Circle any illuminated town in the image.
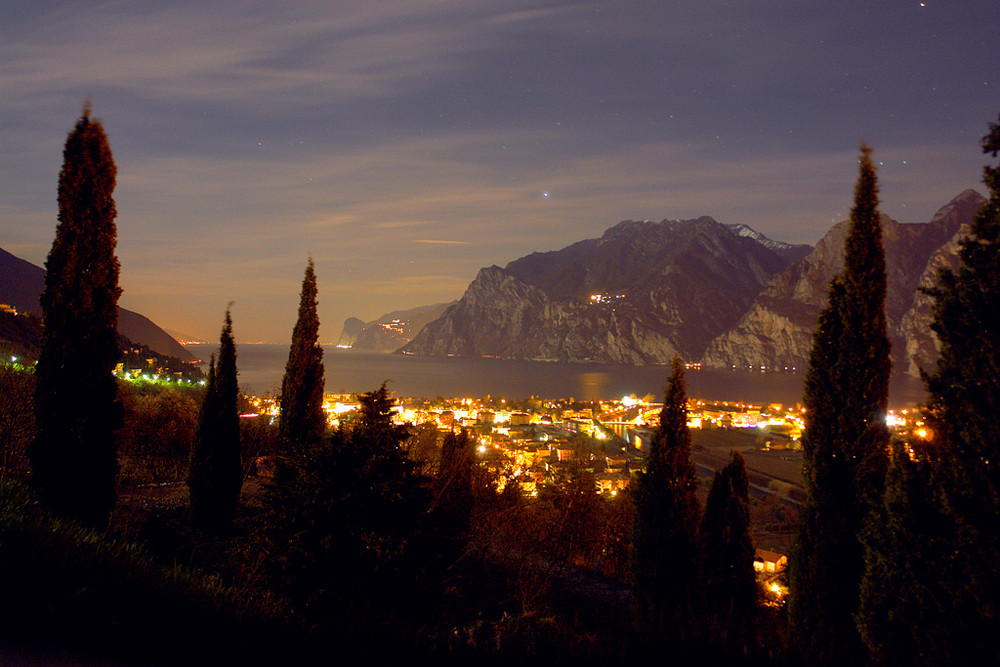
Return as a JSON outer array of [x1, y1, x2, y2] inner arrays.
[[243, 389, 930, 494]]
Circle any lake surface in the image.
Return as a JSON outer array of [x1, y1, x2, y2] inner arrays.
[[186, 344, 927, 407]]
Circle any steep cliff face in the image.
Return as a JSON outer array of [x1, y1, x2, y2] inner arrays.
[[700, 190, 986, 374], [337, 317, 365, 347], [402, 217, 793, 363], [897, 224, 967, 376]]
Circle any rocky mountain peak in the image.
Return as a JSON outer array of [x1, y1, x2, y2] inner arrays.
[[700, 190, 986, 375], [402, 216, 796, 363], [927, 189, 986, 234]]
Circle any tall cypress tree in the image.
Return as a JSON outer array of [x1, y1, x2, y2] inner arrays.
[[701, 451, 757, 657], [858, 116, 1000, 664], [188, 308, 242, 531], [279, 258, 325, 450], [630, 356, 702, 647], [30, 104, 122, 528], [790, 144, 890, 664]]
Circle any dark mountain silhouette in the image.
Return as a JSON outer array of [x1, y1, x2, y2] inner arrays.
[[0, 246, 195, 362]]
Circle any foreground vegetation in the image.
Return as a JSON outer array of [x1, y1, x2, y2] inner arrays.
[[0, 479, 296, 665], [0, 364, 791, 664], [4, 106, 998, 665]]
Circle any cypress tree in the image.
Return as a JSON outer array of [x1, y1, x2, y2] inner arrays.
[[279, 258, 325, 451], [924, 116, 1000, 540], [790, 144, 890, 664], [856, 440, 957, 665], [30, 104, 122, 528], [188, 308, 242, 531], [701, 451, 757, 657], [858, 116, 1000, 664], [630, 356, 702, 647]]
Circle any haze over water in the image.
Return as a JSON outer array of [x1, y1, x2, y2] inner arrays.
[[188, 344, 927, 408]]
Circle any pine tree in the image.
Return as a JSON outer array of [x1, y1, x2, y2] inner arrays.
[[630, 356, 702, 647], [30, 105, 122, 528], [261, 383, 432, 639], [701, 451, 757, 657], [279, 258, 325, 451], [858, 116, 1000, 664], [790, 144, 891, 664], [188, 308, 242, 531]]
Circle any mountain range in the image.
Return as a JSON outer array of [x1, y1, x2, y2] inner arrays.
[[701, 190, 983, 375], [390, 190, 984, 376], [337, 302, 455, 351], [0, 247, 195, 362]]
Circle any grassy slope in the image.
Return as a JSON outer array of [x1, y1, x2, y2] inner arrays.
[[0, 481, 294, 666]]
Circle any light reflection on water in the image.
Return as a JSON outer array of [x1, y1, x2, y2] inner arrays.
[[576, 371, 610, 400], [186, 344, 927, 407]]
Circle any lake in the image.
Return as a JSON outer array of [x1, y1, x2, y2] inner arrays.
[[186, 344, 927, 407]]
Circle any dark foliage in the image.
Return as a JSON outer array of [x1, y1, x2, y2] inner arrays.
[[858, 117, 1000, 664], [630, 357, 702, 647], [0, 365, 34, 480], [701, 451, 757, 657], [856, 440, 966, 665], [791, 144, 891, 664], [839, 144, 892, 511], [0, 480, 293, 666], [0, 310, 43, 360], [117, 338, 204, 382], [260, 383, 435, 645], [1, 308, 200, 382], [433, 428, 474, 567], [790, 279, 851, 654], [188, 309, 242, 532], [489, 464, 608, 614], [278, 258, 325, 451], [30, 106, 122, 528], [118, 383, 200, 485]]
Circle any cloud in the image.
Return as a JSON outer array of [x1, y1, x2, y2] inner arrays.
[[1, 1, 584, 114], [1, 0, 992, 343]]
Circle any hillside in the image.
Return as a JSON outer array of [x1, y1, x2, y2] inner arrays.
[[0, 247, 195, 362]]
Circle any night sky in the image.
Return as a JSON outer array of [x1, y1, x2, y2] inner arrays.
[[1, 1, 996, 343]]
